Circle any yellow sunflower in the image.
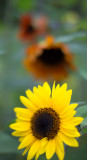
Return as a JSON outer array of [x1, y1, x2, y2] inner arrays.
[[24, 36, 76, 80], [10, 82, 83, 160]]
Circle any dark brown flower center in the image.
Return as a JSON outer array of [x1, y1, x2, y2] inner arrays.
[[26, 25, 35, 34], [37, 48, 65, 66], [31, 108, 60, 140]]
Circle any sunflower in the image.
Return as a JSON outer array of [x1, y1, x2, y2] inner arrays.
[[24, 36, 76, 80], [18, 14, 48, 42], [18, 14, 37, 42], [10, 82, 83, 160]]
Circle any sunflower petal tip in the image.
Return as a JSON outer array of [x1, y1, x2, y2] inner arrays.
[[18, 146, 20, 150], [75, 103, 78, 106], [61, 83, 67, 91], [75, 141, 79, 147], [20, 96, 23, 100], [81, 117, 84, 123], [14, 107, 17, 112], [54, 80, 56, 84], [70, 89, 72, 93], [65, 83, 67, 89], [11, 132, 13, 135], [18, 144, 22, 150], [26, 89, 29, 92], [77, 143, 79, 147], [9, 123, 14, 129], [56, 83, 60, 88], [26, 90, 28, 94], [26, 89, 31, 96], [43, 81, 49, 86]]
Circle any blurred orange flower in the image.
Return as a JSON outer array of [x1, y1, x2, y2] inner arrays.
[[18, 14, 48, 42], [24, 36, 76, 80]]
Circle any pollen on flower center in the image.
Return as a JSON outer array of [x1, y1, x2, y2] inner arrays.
[[31, 108, 60, 140], [37, 48, 65, 65]]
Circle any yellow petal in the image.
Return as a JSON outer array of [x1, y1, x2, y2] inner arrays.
[[46, 139, 55, 159], [43, 82, 51, 96], [52, 86, 72, 113], [41, 137, 48, 147], [19, 137, 24, 142], [18, 134, 35, 149], [61, 123, 77, 130], [60, 110, 76, 119], [35, 144, 46, 160], [57, 90, 72, 113], [14, 107, 31, 114], [54, 83, 67, 101], [52, 83, 66, 101], [33, 86, 51, 108], [10, 122, 30, 131], [39, 146, 46, 154], [20, 96, 36, 111], [55, 136, 64, 160], [22, 146, 30, 156], [69, 103, 78, 110], [16, 118, 20, 122], [14, 107, 32, 121], [60, 128, 80, 137], [59, 103, 78, 116], [35, 149, 40, 160], [26, 89, 44, 108], [59, 90, 72, 111], [12, 131, 29, 137], [71, 117, 84, 126], [27, 140, 41, 160], [59, 83, 67, 91], [58, 132, 79, 147], [61, 117, 84, 127], [52, 81, 56, 99]]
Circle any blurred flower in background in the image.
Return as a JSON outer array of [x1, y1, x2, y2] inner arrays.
[[18, 14, 48, 42], [62, 12, 80, 32], [24, 36, 76, 80]]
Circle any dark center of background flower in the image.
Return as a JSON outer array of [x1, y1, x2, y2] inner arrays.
[[38, 48, 65, 66], [31, 108, 60, 139], [26, 25, 35, 34]]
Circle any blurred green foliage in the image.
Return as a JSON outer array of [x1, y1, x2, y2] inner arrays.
[[16, 0, 36, 11]]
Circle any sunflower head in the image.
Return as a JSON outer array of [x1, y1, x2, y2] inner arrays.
[[10, 82, 83, 160], [31, 107, 60, 140], [18, 14, 37, 42], [18, 15, 48, 42], [24, 36, 76, 80]]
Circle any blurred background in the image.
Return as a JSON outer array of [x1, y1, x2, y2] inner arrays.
[[0, 0, 87, 160]]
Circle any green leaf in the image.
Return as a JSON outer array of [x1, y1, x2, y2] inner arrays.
[[56, 32, 87, 43], [82, 118, 87, 126], [76, 105, 87, 117]]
